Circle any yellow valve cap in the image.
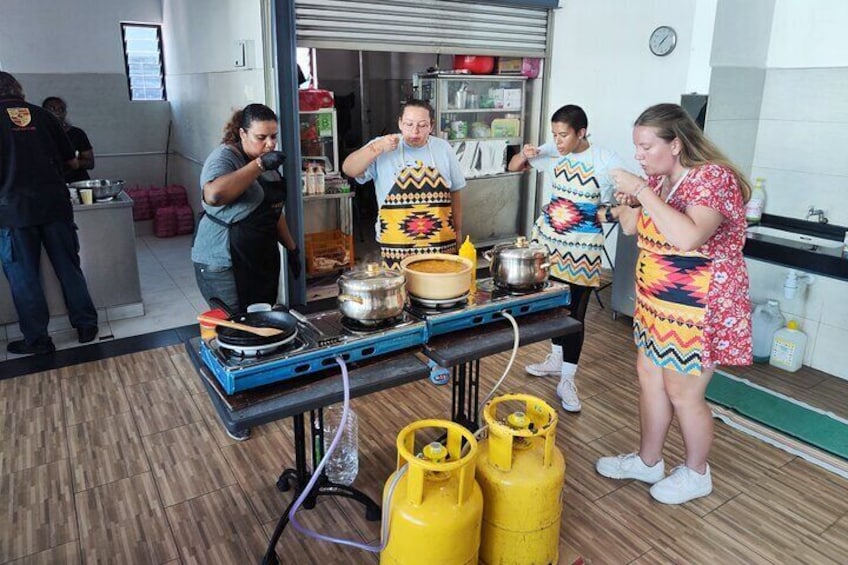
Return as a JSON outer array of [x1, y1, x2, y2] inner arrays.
[[787, 320, 800, 330], [422, 442, 447, 463], [506, 411, 530, 430]]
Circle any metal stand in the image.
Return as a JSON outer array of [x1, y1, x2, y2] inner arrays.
[[450, 360, 480, 431], [262, 409, 381, 565]]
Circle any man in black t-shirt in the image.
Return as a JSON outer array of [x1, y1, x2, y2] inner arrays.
[[0, 72, 98, 355], [42, 96, 95, 183]]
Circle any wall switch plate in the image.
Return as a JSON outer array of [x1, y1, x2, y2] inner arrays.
[[233, 40, 255, 69]]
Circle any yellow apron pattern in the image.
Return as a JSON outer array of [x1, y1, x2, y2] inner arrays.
[[378, 140, 457, 268]]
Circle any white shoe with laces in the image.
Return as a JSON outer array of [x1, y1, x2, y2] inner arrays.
[[650, 464, 713, 504], [525, 344, 563, 377], [596, 453, 665, 484], [556, 375, 582, 412]]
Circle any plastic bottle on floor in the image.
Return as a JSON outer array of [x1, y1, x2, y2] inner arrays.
[[322, 404, 359, 485], [769, 320, 807, 372], [752, 300, 784, 363]]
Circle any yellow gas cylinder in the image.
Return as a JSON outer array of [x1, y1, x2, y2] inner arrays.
[[381, 419, 483, 565], [476, 394, 566, 565]]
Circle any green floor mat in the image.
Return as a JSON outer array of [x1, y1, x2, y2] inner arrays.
[[707, 371, 848, 460]]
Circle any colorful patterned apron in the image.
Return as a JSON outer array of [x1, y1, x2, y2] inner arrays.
[[632, 172, 713, 375], [531, 152, 604, 287], [378, 140, 457, 269]]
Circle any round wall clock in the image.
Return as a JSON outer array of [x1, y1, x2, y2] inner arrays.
[[649, 26, 677, 57]]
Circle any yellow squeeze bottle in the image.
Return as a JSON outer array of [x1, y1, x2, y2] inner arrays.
[[459, 235, 477, 292]]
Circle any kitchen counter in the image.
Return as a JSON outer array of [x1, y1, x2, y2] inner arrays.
[[0, 191, 143, 329]]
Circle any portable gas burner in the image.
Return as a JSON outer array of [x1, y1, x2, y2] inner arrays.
[[199, 310, 428, 394], [408, 277, 571, 336]]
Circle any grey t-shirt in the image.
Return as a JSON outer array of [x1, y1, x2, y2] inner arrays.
[[190, 144, 266, 267]]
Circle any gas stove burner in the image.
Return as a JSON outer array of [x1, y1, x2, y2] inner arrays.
[[340, 315, 405, 333], [216, 330, 300, 358], [493, 281, 550, 296], [409, 291, 470, 309]]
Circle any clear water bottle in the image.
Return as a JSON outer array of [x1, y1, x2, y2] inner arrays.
[[751, 299, 784, 363], [322, 404, 359, 486]]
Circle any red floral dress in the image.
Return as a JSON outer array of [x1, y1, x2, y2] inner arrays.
[[633, 163, 752, 374]]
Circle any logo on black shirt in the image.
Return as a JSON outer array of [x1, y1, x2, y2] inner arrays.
[[6, 107, 32, 127]]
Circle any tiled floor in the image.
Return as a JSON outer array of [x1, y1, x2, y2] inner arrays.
[[1, 234, 204, 361]]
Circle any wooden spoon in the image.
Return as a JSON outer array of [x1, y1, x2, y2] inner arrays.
[[197, 315, 285, 338]]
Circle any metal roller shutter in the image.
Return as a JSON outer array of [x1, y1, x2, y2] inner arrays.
[[295, 0, 550, 57]]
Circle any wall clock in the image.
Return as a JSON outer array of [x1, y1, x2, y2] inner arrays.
[[649, 26, 677, 57]]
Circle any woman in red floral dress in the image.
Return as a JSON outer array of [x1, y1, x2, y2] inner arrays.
[[595, 103, 752, 505]]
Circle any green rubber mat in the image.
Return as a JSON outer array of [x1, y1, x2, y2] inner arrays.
[[707, 371, 848, 460]]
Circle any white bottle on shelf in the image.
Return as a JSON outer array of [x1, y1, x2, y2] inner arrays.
[[306, 165, 317, 195], [315, 165, 325, 194], [745, 177, 766, 224]]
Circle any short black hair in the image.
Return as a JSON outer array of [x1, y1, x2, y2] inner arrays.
[[0, 72, 24, 99], [42, 96, 67, 110], [399, 99, 435, 122], [551, 104, 588, 132]]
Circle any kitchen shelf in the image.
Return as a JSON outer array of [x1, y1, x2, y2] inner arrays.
[[441, 108, 522, 114], [303, 191, 354, 202]]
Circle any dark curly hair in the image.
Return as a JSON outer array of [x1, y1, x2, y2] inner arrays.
[[222, 103, 278, 145]]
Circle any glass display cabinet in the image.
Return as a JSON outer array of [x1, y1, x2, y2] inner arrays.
[[299, 108, 339, 172]]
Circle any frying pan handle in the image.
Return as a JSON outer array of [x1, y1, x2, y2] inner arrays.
[[288, 309, 309, 324], [208, 296, 236, 317]]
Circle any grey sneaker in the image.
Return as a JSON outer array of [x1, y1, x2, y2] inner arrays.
[[556, 377, 582, 412], [525, 353, 562, 377], [650, 464, 713, 504], [596, 453, 665, 484]]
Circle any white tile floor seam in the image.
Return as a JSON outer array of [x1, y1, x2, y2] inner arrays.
[[2, 234, 203, 361]]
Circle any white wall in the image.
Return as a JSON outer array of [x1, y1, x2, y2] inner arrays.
[[162, 0, 267, 209], [0, 0, 171, 187]]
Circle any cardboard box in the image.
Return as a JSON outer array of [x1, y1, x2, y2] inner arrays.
[[497, 57, 522, 74]]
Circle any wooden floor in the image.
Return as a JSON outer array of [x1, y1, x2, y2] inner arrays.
[[3, 288, 848, 564]]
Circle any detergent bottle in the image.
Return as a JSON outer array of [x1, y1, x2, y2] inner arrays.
[[769, 320, 807, 372], [745, 177, 766, 224]]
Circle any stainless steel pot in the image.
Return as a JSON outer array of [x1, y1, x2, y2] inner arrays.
[[484, 236, 550, 289], [337, 263, 407, 321], [68, 179, 125, 201]]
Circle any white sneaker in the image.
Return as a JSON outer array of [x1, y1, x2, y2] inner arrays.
[[596, 453, 665, 484], [556, 377, 582, 412], [650, 464, 713, 504], [525, 353, 562, 377]]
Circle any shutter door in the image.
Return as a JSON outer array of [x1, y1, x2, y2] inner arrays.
[[295, 0, 550, 57]]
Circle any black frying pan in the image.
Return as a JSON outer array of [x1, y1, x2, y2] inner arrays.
[[209, 297, 299, 347]]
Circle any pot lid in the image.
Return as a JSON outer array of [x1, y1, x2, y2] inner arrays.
[[339, 263, 405, 291], [496, 236, 548, 259]]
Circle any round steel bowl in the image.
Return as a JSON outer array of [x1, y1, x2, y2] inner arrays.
[[401, 253, 473, 300], [485, 237, 550, 289], [68, 179, 125, 201], [337, 263, 407, 321]]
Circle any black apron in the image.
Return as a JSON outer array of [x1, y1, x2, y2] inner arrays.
[[204, 157, 286, 309]]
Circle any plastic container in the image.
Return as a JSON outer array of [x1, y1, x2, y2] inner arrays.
[[315, 165, 325, 194], [322, 404, 359, 486], [745, 177, 766, 224], [769, 320, 807, 372], [459, 235, 477, 291], [198, 308, 228, 341], [751, 300, 784, 363]]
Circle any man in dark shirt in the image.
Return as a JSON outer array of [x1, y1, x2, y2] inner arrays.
[[0, 72, 98, 355], [42, 96, 95, 183]]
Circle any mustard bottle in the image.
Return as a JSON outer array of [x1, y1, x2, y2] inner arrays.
[[459, 235, 477, 292]]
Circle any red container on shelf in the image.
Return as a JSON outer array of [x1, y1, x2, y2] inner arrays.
[[453, 55, 495, 75]]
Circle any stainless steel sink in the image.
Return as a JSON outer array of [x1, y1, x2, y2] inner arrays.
[[746, 225, 843, 251]]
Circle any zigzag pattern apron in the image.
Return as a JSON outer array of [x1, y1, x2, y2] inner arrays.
[[378, 140, 457, 269], [632, 171, 713, 375], [531, 153, 604, 287]]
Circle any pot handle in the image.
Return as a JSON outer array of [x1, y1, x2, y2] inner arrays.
[[540, 262, 551, 270], [338, 294, 364, 304], [483, 250, 494, 262]]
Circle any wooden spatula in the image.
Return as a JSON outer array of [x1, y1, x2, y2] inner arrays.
[[197, 315, 285, 338]]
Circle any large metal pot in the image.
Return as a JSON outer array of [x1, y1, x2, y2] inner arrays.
[[69, 179, 125, 201], [484, 236, 550, 289], [337, 263, 407, 321]]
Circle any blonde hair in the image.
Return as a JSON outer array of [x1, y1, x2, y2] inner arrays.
[[635, 103, 751, 202]]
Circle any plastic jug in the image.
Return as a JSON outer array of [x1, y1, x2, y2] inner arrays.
[[751, 300, 784, 363], [769, 320, 807, 372], [745, 177, 766, 224]]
